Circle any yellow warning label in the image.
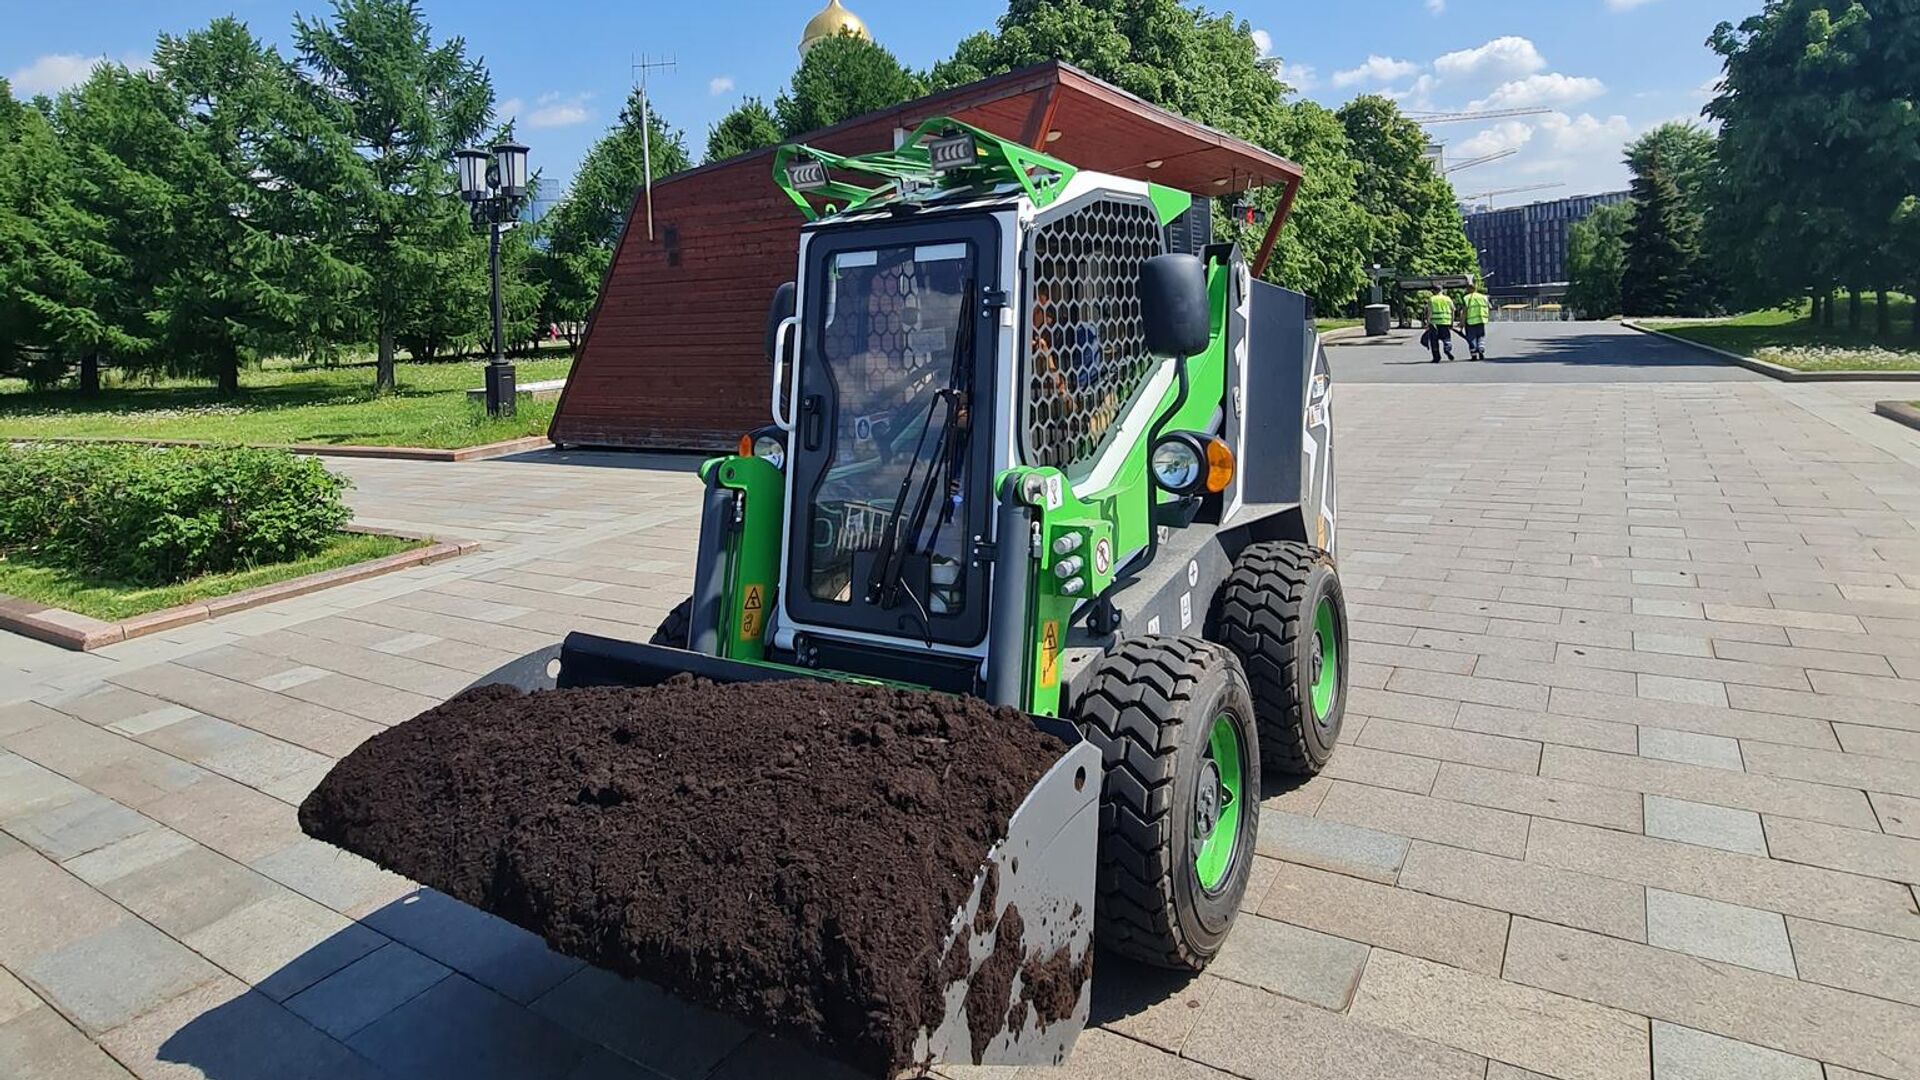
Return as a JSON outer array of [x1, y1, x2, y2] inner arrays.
[[1039, 620, 1061, 688], [739, 584, 766, 641]]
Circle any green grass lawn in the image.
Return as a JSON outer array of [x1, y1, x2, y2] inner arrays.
[[1646, 302, 1920, 372], [0, 532, 421, 620], [0, 349, 573, 449], [1317, 317, 1365, 333]]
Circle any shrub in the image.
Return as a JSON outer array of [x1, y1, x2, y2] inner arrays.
[[0, 443, 352, 584]]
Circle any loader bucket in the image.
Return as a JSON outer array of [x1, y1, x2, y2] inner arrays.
[[306, 633, 1101, 1074]]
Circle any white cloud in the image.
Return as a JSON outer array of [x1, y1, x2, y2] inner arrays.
[[709, 76, 734, 96], [1251, 28, 1273, 55], [1607, 0, 1659, 9], [505, 90, 593, 130], [7, 52, 149, 97], [1433, 36, 1548, 82], [1454, 120, 1536, 160], [1468, 73, 1607, 111], [1332, 55, 1421, 89], [1276, 62, 1317, 92], [1426, 0, 1446, 12]]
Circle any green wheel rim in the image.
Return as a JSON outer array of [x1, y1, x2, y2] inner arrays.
[[1192, 714, 1244, 892], [1311, 597, 1339, 722]]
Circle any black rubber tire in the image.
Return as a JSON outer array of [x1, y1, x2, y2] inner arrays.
[[1074, 635, 1260, 971], [649, 597, 692, 647], [1210, 541, 1347, 775]]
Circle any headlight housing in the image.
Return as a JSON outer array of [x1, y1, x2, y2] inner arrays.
[[738, 428, 787, 470], [1150, 432, 1234, 496]]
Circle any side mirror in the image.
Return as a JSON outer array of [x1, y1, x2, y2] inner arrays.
[[763, 281, 797, 364], [1140, 254, 1209, 358]]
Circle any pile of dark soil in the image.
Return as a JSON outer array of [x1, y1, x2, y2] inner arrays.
[[299, 677, 1073, 1076]]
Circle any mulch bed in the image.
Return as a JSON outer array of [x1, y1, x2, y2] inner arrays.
[[299, 677, 1075, 1076]]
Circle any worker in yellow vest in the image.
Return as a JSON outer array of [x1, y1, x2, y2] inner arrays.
[[1427, 289, 1455, 363], [1462, 281, 1491, 361]]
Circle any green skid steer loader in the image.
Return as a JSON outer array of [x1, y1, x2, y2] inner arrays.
[[491, 118, 1347, 1067]]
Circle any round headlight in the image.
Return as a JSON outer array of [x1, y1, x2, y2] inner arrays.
[[1151, 437, 1203, 494], [752, 434, 786, 470]]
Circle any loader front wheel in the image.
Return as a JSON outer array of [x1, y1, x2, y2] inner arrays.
[[1075, 636, 1260, 971], [1211, 542, 1347, 775], [649, 598, 692, 647]]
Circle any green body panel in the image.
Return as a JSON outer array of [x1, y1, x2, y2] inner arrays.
[[702, 455, 784, 661], [1146, 182, 1193, 227], [993, 259, 1232, 715], [773, 116, 1077, 222]]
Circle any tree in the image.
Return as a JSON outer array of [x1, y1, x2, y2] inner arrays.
[[926, 0, 1373, 309], [136, 21, 367, 394], [1708, 1, 1919, 329], [1565, 201, 1632, 318], [704, 97, 782, 164], [536, 91, 691, 336], [293, 0, 492, 390], [775, 32, 924, 136], [1337, 95, 1478, 285], [1625, 122, 1722, 308], [1621, 156, 1703, 317], [1626, 122, 1716, 206]]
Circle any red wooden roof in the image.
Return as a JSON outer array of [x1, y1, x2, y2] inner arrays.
[[549, 62, 1305, 452]]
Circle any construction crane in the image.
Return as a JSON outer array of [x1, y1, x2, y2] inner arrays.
[[1456, 182, 1566, 210], [1407, 107, 1553, 125], [1443, 147, 1517, 174]]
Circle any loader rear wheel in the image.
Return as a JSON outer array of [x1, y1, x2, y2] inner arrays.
[[1075, 636, 1259, 971], [649, 598, 692, 647], [1210, 541, 1347, 775]]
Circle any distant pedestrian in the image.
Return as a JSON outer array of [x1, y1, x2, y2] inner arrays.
[[1463, 281, 1491, 361], [1427, 289, 1455, 362]]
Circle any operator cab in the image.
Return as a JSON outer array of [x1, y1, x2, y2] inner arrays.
[[783, 216, 1004, 649]]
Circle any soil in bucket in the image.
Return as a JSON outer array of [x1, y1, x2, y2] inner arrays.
[[298, 676, 1076, 1076]]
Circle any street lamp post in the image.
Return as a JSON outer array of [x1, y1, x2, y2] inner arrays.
[[455, 141, 530, 418]]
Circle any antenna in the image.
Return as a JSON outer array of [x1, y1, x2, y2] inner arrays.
[[631, 53, 678, 241]]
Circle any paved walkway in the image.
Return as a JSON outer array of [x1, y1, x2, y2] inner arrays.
[[5, 324, 1920, 1080], [1329, 322, 1764, 383]]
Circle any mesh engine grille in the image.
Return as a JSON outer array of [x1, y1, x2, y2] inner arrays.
[[1025, 198, 1165, 469]]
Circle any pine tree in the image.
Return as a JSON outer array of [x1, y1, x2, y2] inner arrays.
[[1621, 157, 1703, 317], [292, 0, 492, 391], [704, 98, 782, 164], [775, 32, 924, 136]]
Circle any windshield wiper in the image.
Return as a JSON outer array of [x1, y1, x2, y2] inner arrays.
[[866, 277, 976, 615]]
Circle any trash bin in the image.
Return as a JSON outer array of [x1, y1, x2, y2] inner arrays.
[[1364, 304, 1391, 337]]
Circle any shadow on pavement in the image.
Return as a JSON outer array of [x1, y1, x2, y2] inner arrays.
[[491, 447, 708, 472], [156, 889, 870, 1080]]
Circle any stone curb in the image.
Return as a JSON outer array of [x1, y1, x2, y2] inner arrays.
[[16, 434, 553, 462], [0, 527, 478, 652], [1622, 321, 1920, 382], [1875, 400, 1920, 433]]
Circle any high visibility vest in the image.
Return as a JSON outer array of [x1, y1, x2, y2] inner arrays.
[[1464, 293, 1491, 325], [1429, 293, 1454, 327]]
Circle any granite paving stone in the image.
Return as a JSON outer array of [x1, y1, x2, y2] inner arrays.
[[1350, 949, 1649, 1080], [280, 940, 451, 1040], [1259, 860, 1509, 975], [1784, 917, 1920, 1008], [1504, 917, 1920, 1080], [1256, 807, 1409, 883], [1644, 888, 1797, 976], [1649, 1021, 1822, 1080], [1317, 780, 1530, 858], [1204, 911, 1371, 1008], [1185, 977, 1486, 1080], [1642, 795, 1768, 856], [1527, 817, 1920, 941]]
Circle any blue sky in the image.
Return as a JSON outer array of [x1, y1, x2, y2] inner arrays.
[[5, 0, 1752, 206]]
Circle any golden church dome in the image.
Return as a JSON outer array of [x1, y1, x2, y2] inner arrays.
[[800, 0, 871, 55]]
